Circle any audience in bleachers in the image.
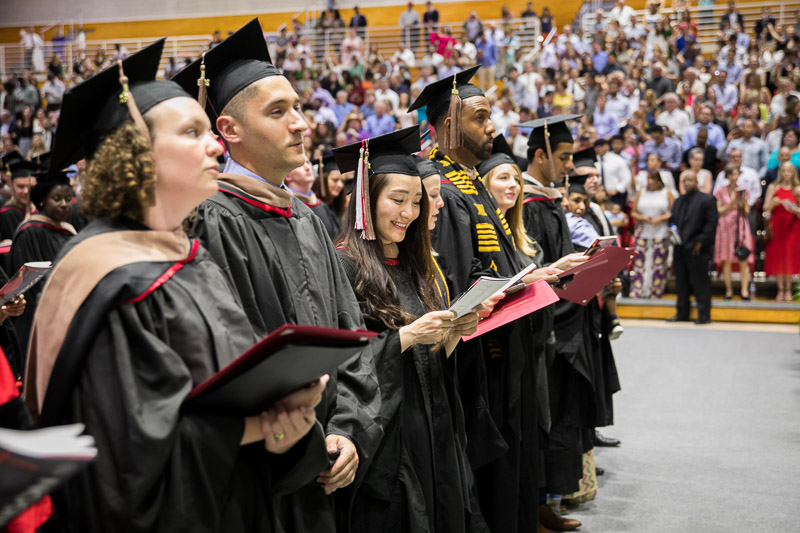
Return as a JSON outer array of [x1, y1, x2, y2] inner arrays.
[[2, 0, 800, 301]]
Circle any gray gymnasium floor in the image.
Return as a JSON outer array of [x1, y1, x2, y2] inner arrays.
[[566, 320, 800, 532]]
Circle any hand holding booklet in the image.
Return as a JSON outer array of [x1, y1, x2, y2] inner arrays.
[[448, 262, 539, 319], [0, 261, 52, 306], [555, 245, 634, 305], [184, 324, 377, 415]]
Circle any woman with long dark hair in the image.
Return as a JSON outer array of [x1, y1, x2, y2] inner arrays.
[[333, 126, 486, 532]]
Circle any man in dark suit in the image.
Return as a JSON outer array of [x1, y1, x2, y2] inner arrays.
[[349, 5, 368, 37], [423, 1, 439, 29], [719, 1, 744, 32], [754, 7, 777, 40], [669, 171, 719, 325]]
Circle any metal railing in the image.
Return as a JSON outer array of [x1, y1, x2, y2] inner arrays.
[[0, 17, 544, 79]]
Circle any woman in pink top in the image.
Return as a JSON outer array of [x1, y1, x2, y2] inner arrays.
[[430, 26, 457, 57]]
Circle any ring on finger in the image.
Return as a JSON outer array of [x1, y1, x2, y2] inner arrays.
[[274, 433, 286, 442]]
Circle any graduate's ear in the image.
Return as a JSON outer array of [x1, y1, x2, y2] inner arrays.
[[216, 115, 241, 146]]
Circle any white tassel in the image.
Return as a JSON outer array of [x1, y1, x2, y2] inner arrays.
[[354, 145, 365, 231]]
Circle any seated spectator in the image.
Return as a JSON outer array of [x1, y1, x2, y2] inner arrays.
[[763, 162, 800, 301], [645, 62, 674, 98], [639, 125, 682, 173], [680, 148, 713, 194], [769, 78, 800, 122], [594, 93, 619, 140], [394, 92, 417, 129], [630, 171, 674, 298], [682, 104, 726, 152], [714, 164, 754, 300], [338, 113, 369, 145], [656, 93, 691, 141], [711, 69, 738, 113], [767, 128, 800, 173], [491, 97, 519, 137], [364, 101, 395, 136], [724, 119, 769, 176]]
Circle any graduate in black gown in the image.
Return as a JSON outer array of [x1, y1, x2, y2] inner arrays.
[[0, 158, 38, 242], [333, 126, 487, 532], [9, 171, 76, 356], [409, 68, 564, 533], [518, 116, 593, 531], [24, 40, 331, 533], [285, 156, 341, 240], [312, 152, 349, 234], [174, 19, 382, 532]]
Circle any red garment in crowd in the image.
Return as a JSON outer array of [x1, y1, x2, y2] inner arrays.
[[764, 186, 800, 275], [430, 32, 456, 57], [713, 186, 754, 265]]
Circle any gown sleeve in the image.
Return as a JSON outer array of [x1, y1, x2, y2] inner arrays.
[[56, 296, 328, 532]]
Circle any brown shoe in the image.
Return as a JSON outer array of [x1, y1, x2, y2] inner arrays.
[[539, 503, 582, 531], [538, 522, 554, 533]]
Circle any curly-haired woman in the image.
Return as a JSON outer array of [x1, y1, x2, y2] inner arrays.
[[24, 41, 330, 532]]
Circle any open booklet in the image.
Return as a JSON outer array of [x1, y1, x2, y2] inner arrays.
[[0, 261, 52, 306], [462, 279, 559, 341], [448, 262, 539, 319], [184, 324, 377, 415], [0, 424, 96, 527]]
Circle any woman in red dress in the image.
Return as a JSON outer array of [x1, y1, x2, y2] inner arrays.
[[764, 162, 800, 301], [714, 164, 754, 300]]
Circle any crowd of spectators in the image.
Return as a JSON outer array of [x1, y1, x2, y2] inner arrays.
[[3, 0, 800, 300]]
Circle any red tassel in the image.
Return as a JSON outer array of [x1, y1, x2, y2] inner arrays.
[[361, 142, 375, 240]]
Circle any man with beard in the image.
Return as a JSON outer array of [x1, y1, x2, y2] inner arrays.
[[408, 67, 562, 533], [173, 19, 382, 533]]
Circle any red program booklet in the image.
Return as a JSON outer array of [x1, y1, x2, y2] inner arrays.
[[184, 324, 377, 415], [555, 246, 634, 305], [462, 279, 560, 341], [0, 262, 52, 306]]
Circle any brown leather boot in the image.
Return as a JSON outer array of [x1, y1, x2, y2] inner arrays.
[[539, 503, 582, 531]]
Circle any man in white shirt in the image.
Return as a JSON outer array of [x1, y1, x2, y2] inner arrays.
[[410, 66, 436, 92], [724, 119, 769, 176], [399, 3, 421, 50], [595, 138, 631, 206], [605, 78, 631, 121], [42, 73, 66, 111], [374, 77, 400, 112], [712, 69, 738, 113], [769, 77, 800, 121], [609, 0, 635, 29], [656, 93, 691, 141], [455, 35, 477, 62], [712, 148, 761, 206], [556, 25, 582, 55], [491, 97, 520, 137]]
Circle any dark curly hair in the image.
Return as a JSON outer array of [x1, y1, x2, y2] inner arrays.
[[79, 121, 156, 222]]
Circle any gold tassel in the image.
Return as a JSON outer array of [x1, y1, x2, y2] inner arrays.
[[197, 53, 210, 109], [318, 155, 327, 198], [447, 74, 461, 151], [543, 120, 558, 187], [361, 141, 375, 240], [118, 60, 151, 145]]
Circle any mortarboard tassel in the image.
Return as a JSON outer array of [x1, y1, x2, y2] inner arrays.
[[447, 74, 462, 151], [318, 155, 328, 198], [197, 53, 210, 109], [543, 120, 559, 187], [117, 60, 151, 145], [361, 141, 375, 240]]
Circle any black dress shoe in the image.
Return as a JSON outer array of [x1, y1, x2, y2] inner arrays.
[[595, 466, 605, 476], [694, 318, 711, 325], [666, 315, 690, 322], [594, 430, 620, 447]]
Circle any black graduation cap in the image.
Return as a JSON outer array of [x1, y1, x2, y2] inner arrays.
[[2, 152, 23, 173], [314, 152, 338, 198], [567, 183, 587, 196], [8, 159, 44, 180], [172, 18, 280, 121], [50, 38, 190, 176], [476, 134, 518, 177], [332, 125, 421, 240], [332, 125, 421, 176], [31, 171, 71, 208], [519, 114, 582, 149], [568, 147, 599, 186], [415, 155, 440, 180], [408, 66, 483, 151], [571, 146, 597, 169]]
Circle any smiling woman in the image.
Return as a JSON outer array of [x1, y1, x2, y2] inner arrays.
[[333, 125, 487, 532]]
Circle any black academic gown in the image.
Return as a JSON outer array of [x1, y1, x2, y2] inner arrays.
[[429, 149, 540, 533], [338, 253, 487, 533], [291, 189, 342, 242], [522, 180, 595, 495], [36, 217, 329, 533], [66, 203, 90, 232], [583, 205, 622, 429], [9, 217, 75, 359], [0, 203, 26, 241], [192, 173, 382, 533]]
